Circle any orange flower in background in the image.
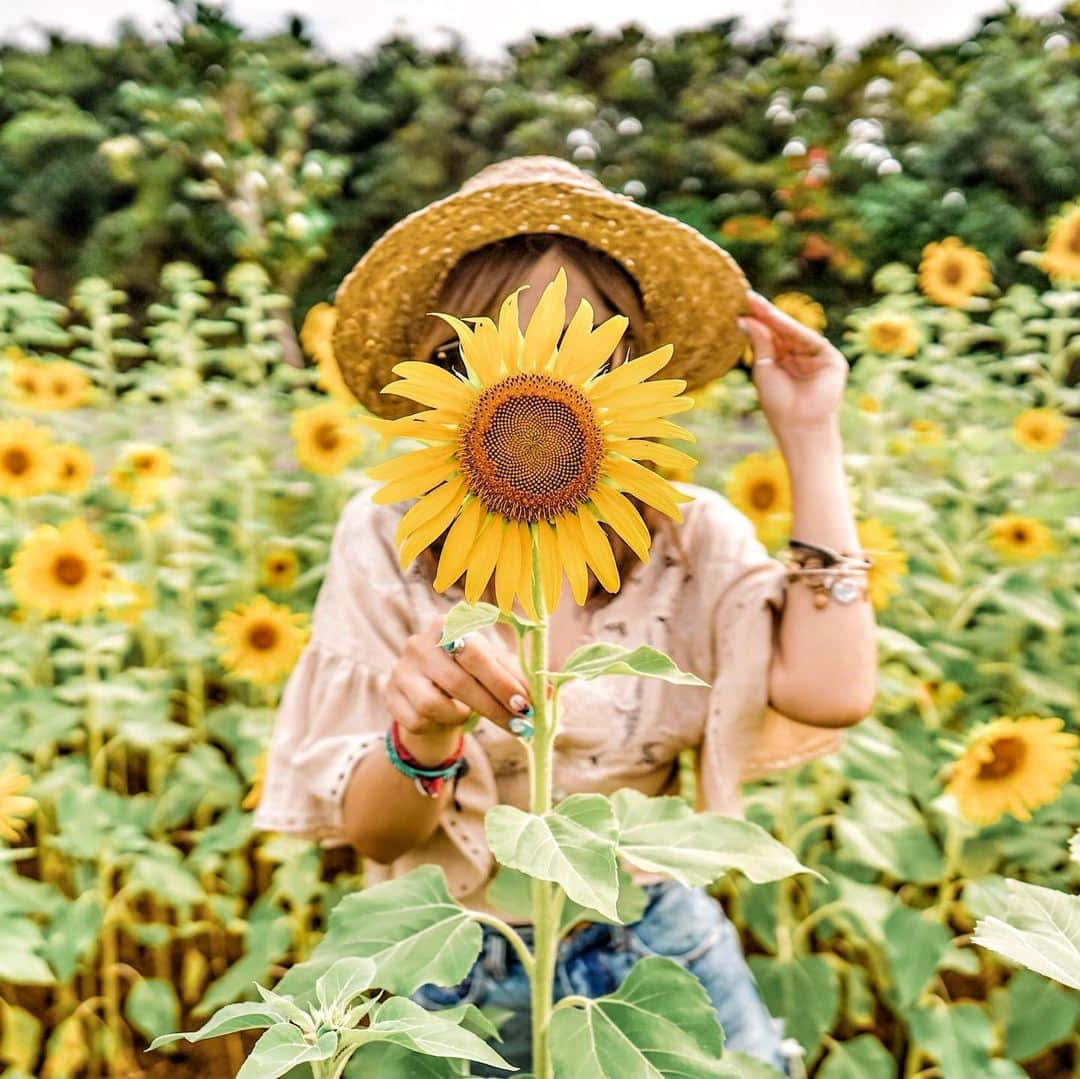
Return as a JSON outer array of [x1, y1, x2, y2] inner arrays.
[[1011, 408, 1067, 453], [918, 238, 992, 307], [988, 514, 1056, 562], [773, 292, 827, 334], [7, 518, 112, 620], [0, 418, 54, 498], [946, 716, 1078, 826], [725, 450, 792, 546], [863, 312, 919, 357], [260, 547, 299, 591], [290, 401, 363, 475], [214, 595, 309, 684]]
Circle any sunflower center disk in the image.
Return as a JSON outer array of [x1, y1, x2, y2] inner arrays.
[[459, 374, 603, 522], [977, 735, 1025, 779]]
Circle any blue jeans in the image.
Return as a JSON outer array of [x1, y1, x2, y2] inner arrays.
[[412, 880, 805, 1077]]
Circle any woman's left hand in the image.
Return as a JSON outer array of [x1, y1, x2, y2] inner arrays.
[[739, 290, 848, 439]]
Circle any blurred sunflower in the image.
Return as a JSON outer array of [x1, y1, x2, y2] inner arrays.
[[725, 450, 792, 547], [362, 267, 695, 614], [8, 518, 111, 620], [5, 354, 45, 407], [856, 518, 908, 610], [0, 763, 37, 843], [0, 418, 54, 498], [33, 361, 92, 412], [261, 547, 299, 591], [1011, 408, 1067, 453], [102, 567, 151, 625], [909, 418, 944, 446], [1041, 202, 1080, 284], [918, 238, 992, 307], [291, 401, 362, 476], [110, 444, 172, 509], [862, 312, 919, 357], [242, 750, 268, 810], [215, 595, 309, 684], [856, 394, 882, 413], [946, 716, 1078, 825], [49, 443, 94, 495], [989, 514, 1056, 561], [300, 302, 354, 402], [773, 292, 826, 333]]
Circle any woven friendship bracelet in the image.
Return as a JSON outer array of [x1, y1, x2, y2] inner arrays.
[[384, 721, 467, 798]]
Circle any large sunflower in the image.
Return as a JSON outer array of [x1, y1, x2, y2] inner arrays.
[[988, 514, 1056, 562], [362, 267, 695, 614], [1011, 408, 1067, 453], [214, 595, 309, 684], [918, 237, 992, 307], [1042, 202, 1080, 285], [8, 518, 111, 620], [946, 715, 1078, 826], [0, 418, 54, 499]]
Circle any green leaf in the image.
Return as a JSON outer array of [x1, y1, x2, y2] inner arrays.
[[193, 911, 292, 1017], [438, 601, 501, 644], [718, 1052, 786, 1077], [1001, 969, 1080, 1060], [882, 905, 952, 1007], [549, 956, 727, 1078], [254, 984, 315, 1032], [550, 643, 707, 687], [147, 1001, 281, 1050], [235, 1024, 336, 1079], [435, 1002, 504, 1043], [315, 956, 378, 1014], [817, 1035, 896, 1079], [485, 865, 533, 922], [274, 866, 482, 1001], [349, 1043, 471, 1077], [0, 946, 55, 986], [972, 879, 1080, 990], [561, 866, 649, 933], [486, 795, 621, 921], [906, 1001, 994, 1079], [612, 789, 820, 887], [346, 996, 512, 1071], [42, 894, 104, 983], [124, 979, 180, 1044], [748, 955, 838, 1055]]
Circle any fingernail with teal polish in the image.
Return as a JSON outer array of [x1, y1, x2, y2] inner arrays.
[[509, 717, 534, 738]]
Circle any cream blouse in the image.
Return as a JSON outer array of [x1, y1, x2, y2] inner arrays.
[[253, 483, 846, 909]]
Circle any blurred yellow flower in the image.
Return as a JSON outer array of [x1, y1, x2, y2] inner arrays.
[[261, 547, 299, 591], [8, 518, 111, 620], [946, 715, 1078, 826], [910, 418, 944, 445], [49, 443, 94, 495], [856, 518, 908, 610], [32, 361, 92, 411], [215, 595, 309, 684], [1041, 203, 1080, 284], [726, 451, 792, 544], [0, 762, 37, 843], [918, 237, 992, 307], [988, 514, 1056, 561], [773, 292, 826, 333], [102, 568, 151, 625], [291, 401, 362, 476], [242, 750, 267, 810], [0, 418, 54, 498], [109, 444, 172, 509], [857, 394, 882, 413], [5, 355, 45, 407], [300, 302, 354, 402], [863, 313, 919, 357], [1011, 408, 1067, 453]]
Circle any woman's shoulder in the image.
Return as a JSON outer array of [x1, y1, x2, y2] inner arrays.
[[333, 486, 407, 569], [666, 482, 760, 561]]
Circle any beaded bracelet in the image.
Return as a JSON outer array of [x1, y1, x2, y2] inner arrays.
[[384, 721, 468, 799]]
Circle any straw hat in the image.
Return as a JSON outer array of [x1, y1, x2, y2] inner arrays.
[[333, 155, 750, 418]]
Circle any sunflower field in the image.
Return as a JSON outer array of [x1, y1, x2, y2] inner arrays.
[[1, 3, 1079, 1078]]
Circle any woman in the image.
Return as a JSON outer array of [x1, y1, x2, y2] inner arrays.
[[254, 156, 877, 1077]]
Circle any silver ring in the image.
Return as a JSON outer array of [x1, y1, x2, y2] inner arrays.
[[754, 356, 777, 367], [441, 635, 469, 656]]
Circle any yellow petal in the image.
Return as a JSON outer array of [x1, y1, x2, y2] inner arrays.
[[586, 344, 675, 400], [590, 484, 652, 562], [465, 515, 504, 603], [395, 474, 467, 546], [398, 487, 464, 568], [560, 314, 631, 384], [608, 439, 697, 472], [535, 519, 562, 614], [598, 396, 695, 423], [370, 460, 457, 504], [604, 418, 697, 443], [604, 457, 691, 522], [434, 498, 485, 592], [359, 413, 458, 448], [367, 444, 456, 483], [550, 297, 596, 379], [596, 379, 687, 409], [555, 513, 590, 605], [521, 266, 567, 373], [383, 368, 474, 412], [577, 507, 620, 593], [494, 519, 523, 614], [467, 316, 504, 385], [497, 285, 528, 370]]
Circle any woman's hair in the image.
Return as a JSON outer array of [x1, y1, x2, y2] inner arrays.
[[412, 232, 666, 605], [416, 232, 647, 367]]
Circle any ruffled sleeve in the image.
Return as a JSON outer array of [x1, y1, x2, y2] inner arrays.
[[251, 489, 500, 899], [692, 495, 844, 814]]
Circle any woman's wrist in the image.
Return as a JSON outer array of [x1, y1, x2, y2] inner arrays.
[[398, 725, 465, 766]]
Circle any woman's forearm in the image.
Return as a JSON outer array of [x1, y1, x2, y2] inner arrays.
[[340, 727, 460, 863], [767, 420, 878, 725]]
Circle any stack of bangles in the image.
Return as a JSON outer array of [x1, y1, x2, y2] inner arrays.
[[781, 538, 875, 608], [384, 720, 469, 799]]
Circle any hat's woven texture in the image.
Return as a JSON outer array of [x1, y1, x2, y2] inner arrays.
[[333, 155, 749, 418]]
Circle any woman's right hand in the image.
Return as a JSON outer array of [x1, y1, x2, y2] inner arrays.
[[386, 617, 533, 760]]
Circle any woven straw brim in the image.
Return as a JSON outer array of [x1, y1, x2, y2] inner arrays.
[[334, 178, 749, 418]]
